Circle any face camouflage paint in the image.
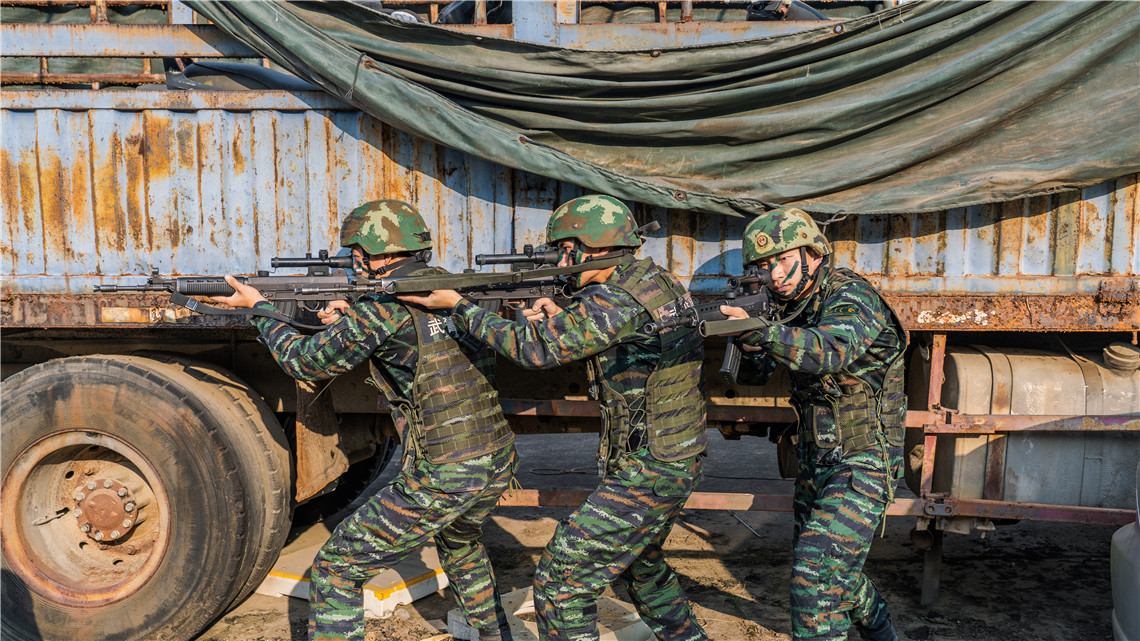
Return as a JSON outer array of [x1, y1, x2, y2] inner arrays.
[[782, 260, 800, 284]]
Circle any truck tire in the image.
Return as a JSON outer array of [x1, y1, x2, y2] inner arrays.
[[124, 354, 293, 608], [1, 356, 250, 641]]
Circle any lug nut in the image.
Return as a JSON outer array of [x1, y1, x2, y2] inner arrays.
[[111, 530, 120, 538], [124, 503, 135, 512], [86, 481, 96, 491], [73, 509, 83, 518], [122, 519, 132, 528], [103, 479, 113, 488], [80, 524, 91, 532], [75, 492, 86, 502], [93, 532, 104, 541], [117, 488, 127, 497]]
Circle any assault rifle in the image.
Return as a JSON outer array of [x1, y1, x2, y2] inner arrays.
[[295, 252, 635, 316], [93, 250, 356, 329], [642, 266, 776, 385], [297, 221, 663, 315]]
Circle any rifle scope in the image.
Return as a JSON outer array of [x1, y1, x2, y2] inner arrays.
[[271, 251, 353, 270], [475, 245, 562, 267], [728, 267, 774, 291]]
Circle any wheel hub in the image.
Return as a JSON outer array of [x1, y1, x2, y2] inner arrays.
[[75, 478, 137, 541]]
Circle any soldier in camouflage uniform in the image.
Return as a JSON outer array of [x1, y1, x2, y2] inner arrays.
[[403, 194, 709, 641], [720, 207, 906, 641], [212, 200, 518, 641]]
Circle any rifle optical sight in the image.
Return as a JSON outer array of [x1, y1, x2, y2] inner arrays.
[[475, 245, 562, 266]]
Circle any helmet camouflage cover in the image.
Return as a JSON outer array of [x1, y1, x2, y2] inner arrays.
[[742, 206, 831, 265], [339, 199, 432, 255], [546, 195, 642, 248]]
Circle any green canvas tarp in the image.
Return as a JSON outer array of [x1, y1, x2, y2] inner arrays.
[[189, 0, 1139, 217]]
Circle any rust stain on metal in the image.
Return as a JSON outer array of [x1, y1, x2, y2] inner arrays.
[[2, 293, 239, 328], [1, 148, 25, 268], [124, 129, 147, 251], [38, 147, 74, 266], [94, 130, 126, 254], [888, 292, 1136, 332]]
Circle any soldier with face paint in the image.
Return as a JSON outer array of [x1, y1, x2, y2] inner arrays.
[[720, 207, 906, 641], [402, 194, 709, 641], [212, 199, 518, 641]]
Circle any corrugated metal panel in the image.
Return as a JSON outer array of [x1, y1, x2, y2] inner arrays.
[[2, 99, 1137, 302]]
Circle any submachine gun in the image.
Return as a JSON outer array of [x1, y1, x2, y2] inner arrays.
[[642, 266, 777, 385], [94, 250, 356, 329]]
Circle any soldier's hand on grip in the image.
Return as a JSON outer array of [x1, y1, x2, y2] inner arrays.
[[318, 300, 351, 325], [210, 275, 268, 309], [523, 297, 563, 322]]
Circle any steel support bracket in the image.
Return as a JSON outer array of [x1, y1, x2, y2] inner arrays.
[[923, 500, 956, 517]]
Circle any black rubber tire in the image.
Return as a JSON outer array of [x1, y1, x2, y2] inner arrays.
[[1, 356, 249, 641], [125, 354, 293, 608]]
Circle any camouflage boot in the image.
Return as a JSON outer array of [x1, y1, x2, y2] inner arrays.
[[854, 600, 898, 641], [477, 626, 513, 641], [476, 593, 513, 641]]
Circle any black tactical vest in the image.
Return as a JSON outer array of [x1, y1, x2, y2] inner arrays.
[[367, 266, 513, 464], [593, 258, 708, 464], [787, 267, 908, 457]]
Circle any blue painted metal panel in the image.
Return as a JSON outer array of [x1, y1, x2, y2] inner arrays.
[[2, 97, 1136, 303], [2, 110, 44, 277]]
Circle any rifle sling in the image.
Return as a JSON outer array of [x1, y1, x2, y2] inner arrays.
[[170, 292, 327, 330]]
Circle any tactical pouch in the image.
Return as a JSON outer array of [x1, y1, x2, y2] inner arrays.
[[810, 402, 840, 450]]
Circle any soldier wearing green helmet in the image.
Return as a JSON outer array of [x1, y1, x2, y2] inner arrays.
[[403, 193, 710, 641], [212, 199, 518, 641], [721, 207, 906, 641]]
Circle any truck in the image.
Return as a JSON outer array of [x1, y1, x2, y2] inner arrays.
[[2, 1, 1137, 639]]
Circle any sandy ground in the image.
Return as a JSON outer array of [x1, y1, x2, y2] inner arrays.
[[195, 434, 1119, 641]]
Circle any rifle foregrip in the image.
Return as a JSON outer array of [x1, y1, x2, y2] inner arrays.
[[172, 278, 238, 296]]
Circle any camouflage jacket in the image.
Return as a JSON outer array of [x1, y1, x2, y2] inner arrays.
[[451, 259, 707, 462], [451, 263, 649, 371], [737, 264, 903, 391], [251, 295, 417, 394]]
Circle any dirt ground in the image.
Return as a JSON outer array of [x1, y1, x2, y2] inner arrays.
[[196, 435, 1119, 641]]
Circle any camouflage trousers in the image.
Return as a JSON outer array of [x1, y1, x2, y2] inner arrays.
[[789, 439, 902, 641], [533, 448, 707, 641], [309, 445, 518, 641]]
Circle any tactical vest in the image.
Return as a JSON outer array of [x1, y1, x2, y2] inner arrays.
[[787, 267, 908, 456], [366, 267, 513, 464], [592, 258, 708, 463]]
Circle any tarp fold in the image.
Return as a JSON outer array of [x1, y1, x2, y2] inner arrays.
[[189, 0, 1140, 216]]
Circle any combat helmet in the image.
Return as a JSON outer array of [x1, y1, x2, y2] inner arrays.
[[742, 206, 830, 266], [547, 195, 642, 249], [340, 199, 432, 255]]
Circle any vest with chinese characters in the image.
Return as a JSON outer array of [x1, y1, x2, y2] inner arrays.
[[367, 266, 513, 464]]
